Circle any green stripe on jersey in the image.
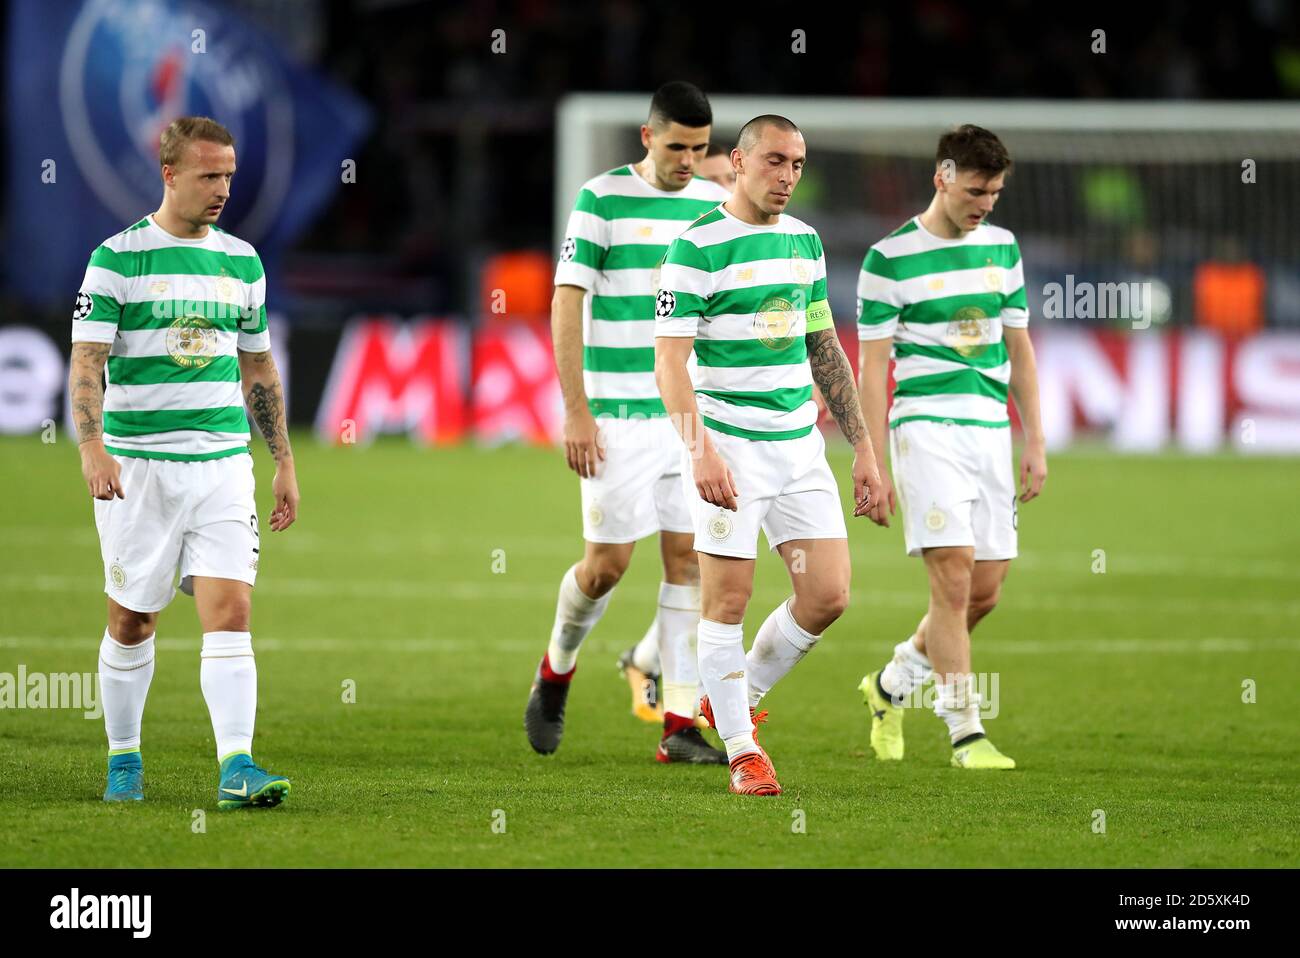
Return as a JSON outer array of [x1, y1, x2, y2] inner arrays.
[[894, 368, 1008, 403], [90, 245, 263, 282], [103, 444, 252, 461], [583, 345, 655, 373], [108, 354, 241, 386], [103, 405, 249, 437]]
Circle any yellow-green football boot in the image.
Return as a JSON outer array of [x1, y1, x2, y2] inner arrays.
[[951, 735, 1016, 770], [858, 671, 904, 761]]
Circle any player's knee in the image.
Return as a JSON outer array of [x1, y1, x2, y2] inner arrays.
[[811, 582, 850, 627], [583, 554, 629, 595], [969, 585, 1002, 625], [108, 605, 157, 644], [930, 566, 973, 615], [705, 585, 751, 623], [206, 597, 252, 633]]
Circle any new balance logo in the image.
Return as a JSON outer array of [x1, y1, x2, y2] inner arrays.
[[721, 670, 745, 681]]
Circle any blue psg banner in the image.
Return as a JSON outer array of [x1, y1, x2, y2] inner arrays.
[[6, 0, 372, 304]]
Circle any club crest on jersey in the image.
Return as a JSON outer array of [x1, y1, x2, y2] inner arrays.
[[754, 296, 795, 350], [166, 315, 219, 369], [791, 249, 810, 284], [73, 291, 93, 321], [708, 511, 734, 540], [559, 237, 576, 262], [587, 504, 604, 528], [215, 270, 238, 302], [109, 563, 127, 589], [655, 289, 677, 319], [946, 305, 991, 359], [924, 508, 947, 532]]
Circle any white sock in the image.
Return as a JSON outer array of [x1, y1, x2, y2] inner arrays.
[[746, 598, 819, 707], [98, 630, 155, 752], [546, 564, 613, 674], [696, 618, 755, 761], [657, 582, 700, 719], [200, 631, 257, 761], [879, 635, 933, 703], [934, 672, 985, 744], [631, 617, 661, 675]]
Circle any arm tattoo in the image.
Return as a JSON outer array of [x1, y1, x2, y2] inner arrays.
[[241, 352, 293, 462], [69, 342, 111, 443], [806, 328, 867, 447]]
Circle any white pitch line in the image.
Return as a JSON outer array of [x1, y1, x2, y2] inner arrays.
[[6, 524, 1299, 580], [1, 635, 1296, 655], [3, 573, 1298, 618]]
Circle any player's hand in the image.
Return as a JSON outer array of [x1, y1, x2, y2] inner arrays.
[[850, 449, 885, 521], [269, 458, 299, 531], [1019, 442, 1047, 503], [563, 408, 604, 479], [861, 470, 896, 526], [79, 441, 124, 500], [693, 447, 739, 511]]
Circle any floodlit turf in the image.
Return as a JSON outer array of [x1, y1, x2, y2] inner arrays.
[[1, 435, 1297, 868]]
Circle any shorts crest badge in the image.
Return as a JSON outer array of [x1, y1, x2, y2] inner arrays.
[[708, 511, 733, 540]]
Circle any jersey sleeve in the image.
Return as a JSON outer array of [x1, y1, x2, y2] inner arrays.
[[1001, 240, 1029, 328], [654, 236, 711, 338], [805, 243, 833, 332], [71, 245, 126, 344], [237, 252, 271, 351], [553, 186, 610, 291], [856, 246, 903, 341]]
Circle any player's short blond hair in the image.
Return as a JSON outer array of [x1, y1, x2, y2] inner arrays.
[[158, 116, 235, 168]]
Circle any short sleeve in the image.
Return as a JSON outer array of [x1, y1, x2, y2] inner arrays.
[[654, 237, 712, 338], [1001, 242, 1029, 328], [553, 187, 610, 291], [237, 253, 271, 351], [856, 246, 903, 341], [71, 246, 126, 344]]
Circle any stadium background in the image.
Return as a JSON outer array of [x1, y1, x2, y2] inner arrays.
[[1, 0, 1297, 870]]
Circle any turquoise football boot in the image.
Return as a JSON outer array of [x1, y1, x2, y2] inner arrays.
[[217, 751, 291, 810], [103, 749, 144, 802]]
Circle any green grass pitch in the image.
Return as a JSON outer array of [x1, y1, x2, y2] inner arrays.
[[1, 435, 1297, 867]]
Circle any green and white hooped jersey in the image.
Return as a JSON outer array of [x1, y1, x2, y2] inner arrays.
[[72, 215, 270, 461], [857, 216, 1028, 429], [655, 205, 834, 441], [554, 166, 730, 419]]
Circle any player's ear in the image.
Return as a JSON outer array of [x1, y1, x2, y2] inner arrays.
[[640, 124, 652, 150], [731, 148, 743, 177]]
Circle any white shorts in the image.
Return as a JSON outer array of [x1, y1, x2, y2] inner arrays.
[[681, 426, 848, 559], [93, 452, 260, 613], [580, 416, 693, 543], [890, 420, 1018, 560]]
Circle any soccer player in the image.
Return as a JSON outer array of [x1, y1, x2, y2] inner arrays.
[[525, 82, 731, 764], [654, 115, 884, 795], [854, 124, 1047, 770], [69, 116, 298, 807]]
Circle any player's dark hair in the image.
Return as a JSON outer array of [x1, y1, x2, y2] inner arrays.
[[159, 116, 235, 167], [736, 115, 800, 153], [936, 124, 1012, 177], [706, 141, 731, 158], [648, 81, 713, 129]]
